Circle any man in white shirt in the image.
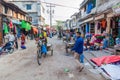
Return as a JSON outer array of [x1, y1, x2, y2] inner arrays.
[[5, 32, 15, 43]]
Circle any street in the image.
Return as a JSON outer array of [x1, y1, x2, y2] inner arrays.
[[0, 37, 105, 80]]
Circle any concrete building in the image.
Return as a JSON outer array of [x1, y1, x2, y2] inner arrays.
[[65, 19, 72, 29], [71, 13, 77, 28], [79, 0, 120, 35], [0, 0, 31, 45], [70, 11, 81, 29], [8, 0, 45, 27]]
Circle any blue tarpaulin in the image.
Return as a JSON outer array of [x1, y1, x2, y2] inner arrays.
[[86, 2, 93, 14], [86, 23, 89, 33]]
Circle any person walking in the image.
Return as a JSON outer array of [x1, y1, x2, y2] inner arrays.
[[21, 33, 26, 46], [65, 30, 71, 42], [71, 32, 84, 72]]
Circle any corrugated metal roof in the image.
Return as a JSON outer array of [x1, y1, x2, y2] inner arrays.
[[97, 0, 120, 13]]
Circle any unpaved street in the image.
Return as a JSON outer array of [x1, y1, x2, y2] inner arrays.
[[0, 37, 105, 80]]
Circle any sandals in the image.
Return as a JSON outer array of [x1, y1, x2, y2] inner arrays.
[[79, 67, 84, 72]]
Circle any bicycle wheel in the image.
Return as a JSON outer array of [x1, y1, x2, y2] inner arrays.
[[37, 50, 42, 65], [8, 48, 14, 54]]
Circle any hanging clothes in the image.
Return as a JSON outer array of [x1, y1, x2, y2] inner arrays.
[[101, 19, 107, 29], [97, 22, 101, 30], [9, 21, 13, 28], [111, 18, 116, 29], [3, 23, 9, 34], [92, 0, 96, 7], [13, 26, 17, 34]]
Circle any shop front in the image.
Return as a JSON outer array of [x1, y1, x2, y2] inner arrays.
[[112, 3, 120, 39], [95, 14, 107, 34]]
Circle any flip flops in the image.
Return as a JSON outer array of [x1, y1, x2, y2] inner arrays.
[[79, 67, 84, 72]]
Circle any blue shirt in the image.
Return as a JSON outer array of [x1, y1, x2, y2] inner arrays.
[[71, 37, 84, 54]]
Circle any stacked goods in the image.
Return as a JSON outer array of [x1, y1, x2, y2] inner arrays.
[[94, 34, 105, 43]]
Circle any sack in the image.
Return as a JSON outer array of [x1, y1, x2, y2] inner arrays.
[[41, 45, 47, 53], [21, 45, 26, 49]]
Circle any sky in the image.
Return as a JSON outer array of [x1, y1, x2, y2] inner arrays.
[[42, 0, 84, 25]]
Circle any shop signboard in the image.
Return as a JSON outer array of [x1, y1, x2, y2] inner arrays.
[[112, 3, 120, 14]]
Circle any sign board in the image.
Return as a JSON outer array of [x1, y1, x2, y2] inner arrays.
[[112, 3, 120, 14]]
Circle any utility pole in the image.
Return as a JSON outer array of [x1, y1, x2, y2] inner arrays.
[[46, 4, 55, 28]]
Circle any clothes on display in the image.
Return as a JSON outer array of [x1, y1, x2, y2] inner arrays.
[[97, 22, 101, 30], [9, 21, 13, 28], [3, 23, 9, 34], [101, 19, 107, 29]]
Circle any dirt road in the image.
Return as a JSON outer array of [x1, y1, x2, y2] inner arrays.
[[0, 37, 105, 80]]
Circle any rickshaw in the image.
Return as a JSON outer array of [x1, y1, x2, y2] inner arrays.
[[36, 38, 53, 65], [65, 42, 74, 53]]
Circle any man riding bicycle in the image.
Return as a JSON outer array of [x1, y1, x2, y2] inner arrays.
[[36, 29, 48, 57]]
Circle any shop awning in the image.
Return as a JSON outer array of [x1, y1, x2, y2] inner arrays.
[[11, 19, 21, 25], [80, 17, 94, 25]]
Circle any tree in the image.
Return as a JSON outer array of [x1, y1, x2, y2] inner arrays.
[[56, 20, 65, 30], [44, 24, 49, 27]]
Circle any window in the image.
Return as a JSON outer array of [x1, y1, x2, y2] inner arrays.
[[26, 4, 32, 10]]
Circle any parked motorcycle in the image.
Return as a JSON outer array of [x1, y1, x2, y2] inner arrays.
[[0, 42, 14, 55]]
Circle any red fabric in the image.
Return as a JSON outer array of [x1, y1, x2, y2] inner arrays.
[[101, 20, 106, 29], [91, 55, 120, 66], [33, 28, 38, 34], [9, 21, 13, 28]]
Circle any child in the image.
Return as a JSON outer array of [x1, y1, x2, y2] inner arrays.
[[21, 33, 26, 49]]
